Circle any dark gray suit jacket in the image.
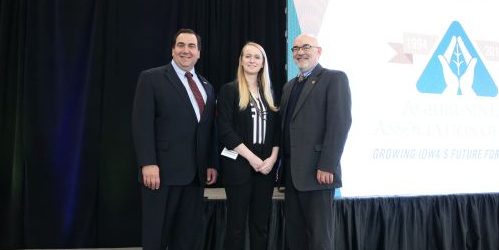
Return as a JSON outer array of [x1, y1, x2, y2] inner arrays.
[[280, 64, 351, 191], [132, 63, 215, 185]]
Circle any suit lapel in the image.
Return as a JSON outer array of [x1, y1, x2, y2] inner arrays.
[[164, 64, 198, 122], [292, 64, 323, 120], [198, 75, 213, 122]]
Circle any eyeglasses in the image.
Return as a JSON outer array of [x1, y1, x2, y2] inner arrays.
[[291, 44, 319, 53]]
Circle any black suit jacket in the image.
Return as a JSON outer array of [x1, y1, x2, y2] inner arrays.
[[132, 63, 215, 185], [280, 64, 351, 191], [217, 81, 280, 186]]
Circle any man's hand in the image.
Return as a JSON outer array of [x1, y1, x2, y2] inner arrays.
[[316, 169, 334, 185], [206, 168, 218, 185], [142, 165, 160, 190]]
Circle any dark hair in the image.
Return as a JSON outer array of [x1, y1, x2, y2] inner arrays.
[[171, 28, 202, 50]]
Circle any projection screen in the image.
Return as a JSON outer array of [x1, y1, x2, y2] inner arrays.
[[287, 0, 499, 197]]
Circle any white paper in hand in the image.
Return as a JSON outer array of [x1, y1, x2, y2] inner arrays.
[[221, 147, 238, 160]]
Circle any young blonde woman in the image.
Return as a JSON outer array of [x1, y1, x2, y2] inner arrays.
[[217, 42, 280, 250]]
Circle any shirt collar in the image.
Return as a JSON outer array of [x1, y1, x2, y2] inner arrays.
[[171, 60, 196, 77], [298, 64, 317, 78]]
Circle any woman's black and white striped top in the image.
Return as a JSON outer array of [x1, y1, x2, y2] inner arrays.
[[250, 95, 267, 144]]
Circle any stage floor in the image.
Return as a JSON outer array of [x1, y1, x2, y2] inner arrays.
[[27, 249, 141, 250], [204, 187, 284, 200]]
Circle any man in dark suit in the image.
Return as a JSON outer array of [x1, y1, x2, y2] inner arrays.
[[132, 29, 217, 250], [280, 33, 352, 250]]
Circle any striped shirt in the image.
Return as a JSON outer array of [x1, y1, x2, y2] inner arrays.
[[250, 96, 267, 144]]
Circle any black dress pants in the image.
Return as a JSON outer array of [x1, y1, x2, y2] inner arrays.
[[142, 179, 204, 250], [224, 172, 274, 250], [284, 159, 335, 250]]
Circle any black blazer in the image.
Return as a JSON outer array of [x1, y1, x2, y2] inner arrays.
[[132, 63, 215, 185], [217, 81, 280, 186]]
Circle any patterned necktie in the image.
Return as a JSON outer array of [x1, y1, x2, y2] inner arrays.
[[185, 72, 205, 115], [298, 74, 305, 83]]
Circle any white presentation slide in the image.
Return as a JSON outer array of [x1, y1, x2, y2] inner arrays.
[[290, 0, 499, 197]]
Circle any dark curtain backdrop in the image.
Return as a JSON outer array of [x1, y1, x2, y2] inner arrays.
[[0, 0, 286, 248]]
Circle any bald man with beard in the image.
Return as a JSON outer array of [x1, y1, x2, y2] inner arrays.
[[280, 34, 352, 250]]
